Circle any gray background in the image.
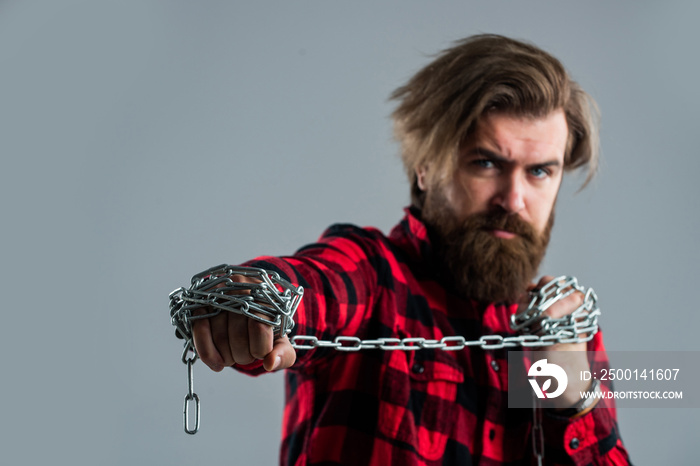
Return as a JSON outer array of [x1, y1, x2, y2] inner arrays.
[[2, 1, 697, 464]]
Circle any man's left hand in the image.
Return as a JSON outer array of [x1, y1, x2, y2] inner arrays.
[[528, 275, 592, 409]]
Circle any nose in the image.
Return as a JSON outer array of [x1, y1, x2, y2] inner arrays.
[[493, 173, 525, 213]]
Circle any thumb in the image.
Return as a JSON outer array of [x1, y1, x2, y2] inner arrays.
[[263, 335, 297, 372]]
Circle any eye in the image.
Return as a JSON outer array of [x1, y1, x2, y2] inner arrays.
[[529, 166, 550, 179], [472, 159, 496, 169]]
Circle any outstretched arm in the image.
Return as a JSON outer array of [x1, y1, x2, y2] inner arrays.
[[191, 224, 383, 375]]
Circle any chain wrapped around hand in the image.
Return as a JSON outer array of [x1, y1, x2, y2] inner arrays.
[[170, 267, 599, 434], [510, 275, 600, 343], [169, 264, 304, 434]]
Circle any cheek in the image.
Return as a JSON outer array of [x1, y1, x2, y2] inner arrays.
[[529, 194, 557, 232], [446, 176, 481, 215], [457, 179, 498, 213]]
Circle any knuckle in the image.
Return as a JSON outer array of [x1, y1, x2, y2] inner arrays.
[[232, 274, 260, 286]]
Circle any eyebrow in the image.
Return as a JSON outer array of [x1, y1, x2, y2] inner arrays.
[[465, 147, 562, 169]]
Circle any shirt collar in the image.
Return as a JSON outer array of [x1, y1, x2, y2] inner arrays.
[[388, 206, 434, 263]]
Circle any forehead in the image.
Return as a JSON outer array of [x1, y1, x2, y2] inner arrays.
[[464, 109, 569, 163]]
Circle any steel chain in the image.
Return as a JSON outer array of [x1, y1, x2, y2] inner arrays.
[[289, 275, 599, 351], [183, 355, 199, 435], [170, 267, 600, 436], [170, 264, 304, 434]]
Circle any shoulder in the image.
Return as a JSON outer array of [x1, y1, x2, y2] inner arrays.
[[321, 223, 386, 241], [296, 223, 388, 252], [293, 223, 395, 270]]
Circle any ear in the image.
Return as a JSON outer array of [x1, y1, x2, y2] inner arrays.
[[415, 165, 429, 191]]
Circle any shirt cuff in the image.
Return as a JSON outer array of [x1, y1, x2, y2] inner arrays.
[[231, 359, 267, 376]]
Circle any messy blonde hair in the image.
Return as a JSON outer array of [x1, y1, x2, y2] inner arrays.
[[391, 34, 599, 208]]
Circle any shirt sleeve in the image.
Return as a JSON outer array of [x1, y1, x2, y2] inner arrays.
[[233, 223, 385, 375], [540, 332, 632, 465]]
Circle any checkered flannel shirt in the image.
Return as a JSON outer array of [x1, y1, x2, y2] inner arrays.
[[237, 207, 631, 465]]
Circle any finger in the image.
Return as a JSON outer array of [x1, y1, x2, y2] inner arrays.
[[248, 316, 274, 360], [210, 311, 235, 367], [228, 313, 255, 365], [534, 275, 555, 290], [263, 336, 297, 372], [192, 317, 225, 372], [519, 276, 555, 305], [546, 285, 584, 319], [531, 275, 584, 319], [518, 275, 554, 310]]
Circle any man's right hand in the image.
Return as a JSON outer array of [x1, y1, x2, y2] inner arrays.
[[191, 274, 297, 372]]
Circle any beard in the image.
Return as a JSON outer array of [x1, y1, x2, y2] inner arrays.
[[421, 189, 554, 304]]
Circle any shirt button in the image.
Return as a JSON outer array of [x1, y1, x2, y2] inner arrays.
[[490, 360, 500, 372], [412, 363, 425, 374], [569, 438, 580, 450]]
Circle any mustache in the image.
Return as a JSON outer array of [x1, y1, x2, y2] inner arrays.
[[458, 210, 538, 244]]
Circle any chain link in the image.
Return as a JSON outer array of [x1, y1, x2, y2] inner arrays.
[[170, 267, 600, 444], [183, 356, 200, 435]]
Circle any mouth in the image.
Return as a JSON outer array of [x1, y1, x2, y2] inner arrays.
[[487, 229, 517, 239]]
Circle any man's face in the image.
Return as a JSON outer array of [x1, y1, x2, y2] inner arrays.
[[418, 109, 568, 303]]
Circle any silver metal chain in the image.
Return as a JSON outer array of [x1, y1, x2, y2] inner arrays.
[[169, 264, 304, 434], [170, 266, 600, 442], [183, 357, 199, 435], [289, 275, 599, 351]]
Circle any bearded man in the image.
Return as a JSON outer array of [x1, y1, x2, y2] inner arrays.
[[189, 35, 632, 465]]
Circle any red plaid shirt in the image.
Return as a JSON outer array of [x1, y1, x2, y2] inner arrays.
[[238, 208, 631, 465]]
